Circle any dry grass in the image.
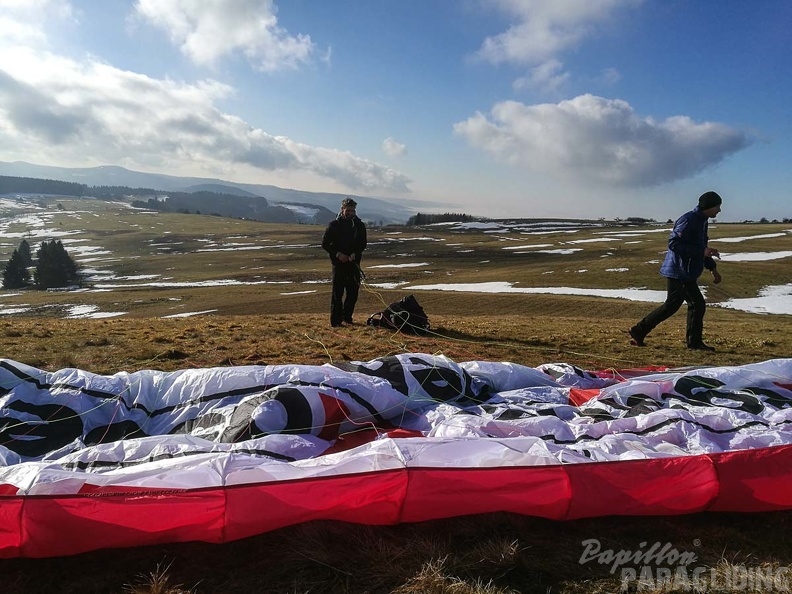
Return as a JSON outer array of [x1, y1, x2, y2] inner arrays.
[[1, 201, 792, 592], [1, 307, 789, 377]]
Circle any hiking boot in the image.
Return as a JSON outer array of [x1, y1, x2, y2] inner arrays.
[[627, 327, 646, 347], [687, 343, 715, 352]]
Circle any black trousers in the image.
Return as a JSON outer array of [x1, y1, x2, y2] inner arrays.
[[633, 278, 707, 346], [330, 263, 360, 324]]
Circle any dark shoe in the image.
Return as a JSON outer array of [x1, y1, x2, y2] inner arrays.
[[688, 343, 715, 352], [343, 318, 354, 325], [331, 322, 343, 328], [627, 327, 646, 347]]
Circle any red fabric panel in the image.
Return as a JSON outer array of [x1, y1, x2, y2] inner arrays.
[[323, 428, 423, 455], [224, 470, 407, 541], [7, 447, 792, 558], [708, 445, 792, 512], [568, 388, 601, 406], [17, 490, 226, 558], [400, 466, 570, 522], [0, 497, 22, 558], [0, 484, 20, 496], [563, 456, 718, 519], [317, 392, 351, 441]]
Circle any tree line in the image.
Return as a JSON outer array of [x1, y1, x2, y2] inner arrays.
[[406, 212, 478, 226], [2, 239, 80, 290], [0, 176, 87, 197]]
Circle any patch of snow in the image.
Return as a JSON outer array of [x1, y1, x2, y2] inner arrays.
[[717, 284, 792, 315], [162, 309, 218, 318], [406, 281, 667, 302]]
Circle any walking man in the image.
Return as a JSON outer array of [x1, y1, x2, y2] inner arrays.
[[629, 191, 723, 351], [322, 197, 367, 327]]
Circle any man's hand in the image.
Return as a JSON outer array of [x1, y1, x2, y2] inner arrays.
[[336, 252, 350, 263], [705, 247, 721, 259], [712, 270, 722, 284]]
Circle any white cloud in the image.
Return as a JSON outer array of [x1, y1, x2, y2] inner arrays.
[[476, 0, 640, 66], [600, 67, 622, 85], [383, 137, 407, 157], [513, 58, 569, 93], [134, 0, 316, 71], [0, 7, 410, 192], [454, 94, 752, 187], [475, 0, 639, 93], [0, 0, 76, 46]]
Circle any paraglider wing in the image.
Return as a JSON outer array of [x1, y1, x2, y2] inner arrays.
[[1, 355, 792, 558]]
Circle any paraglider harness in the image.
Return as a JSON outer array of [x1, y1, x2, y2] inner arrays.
[[366, 294, 430, 334]]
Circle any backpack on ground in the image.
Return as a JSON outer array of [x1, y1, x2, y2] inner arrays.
[[366, 294, 430, 334]]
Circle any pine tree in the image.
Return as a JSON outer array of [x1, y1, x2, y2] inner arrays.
[[18, 239, 33, 266], [33, 240, 80, 289], [2, 249, 30, 289]]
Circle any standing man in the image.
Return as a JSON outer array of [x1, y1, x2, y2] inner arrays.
[[322, 197, 367, 327], [629, 191, 723, 351]]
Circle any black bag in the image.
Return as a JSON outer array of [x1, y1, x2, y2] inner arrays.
[[366, 294, 430, 334]]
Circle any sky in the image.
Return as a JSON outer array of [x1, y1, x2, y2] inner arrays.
[[0, 0, 790, 222]]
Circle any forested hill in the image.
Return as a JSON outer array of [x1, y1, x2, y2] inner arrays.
[[0, 175, 87, 197], [0, 175, 333, 225]]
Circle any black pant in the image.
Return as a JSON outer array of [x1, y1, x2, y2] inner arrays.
[[330, 263, 360, 324], [633, 278, 707, 346]]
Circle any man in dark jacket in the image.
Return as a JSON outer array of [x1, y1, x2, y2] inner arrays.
[[629, 191, 723, 351], [322, 197, 367, 327]]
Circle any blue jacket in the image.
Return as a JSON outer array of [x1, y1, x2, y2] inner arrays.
[[659, 207, 717, 281]]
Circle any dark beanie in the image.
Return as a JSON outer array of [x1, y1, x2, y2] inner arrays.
[[698, 191, 722, 210]]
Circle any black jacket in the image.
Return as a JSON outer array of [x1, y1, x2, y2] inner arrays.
[[321, 215, 367, 265]]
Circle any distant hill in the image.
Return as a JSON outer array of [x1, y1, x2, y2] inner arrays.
[[182, 183, 260, 197], [0, 161, 440, 224], [180, 183, 335, 224]]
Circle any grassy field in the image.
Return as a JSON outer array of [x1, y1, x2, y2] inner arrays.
[[1, 198, 791, 593]]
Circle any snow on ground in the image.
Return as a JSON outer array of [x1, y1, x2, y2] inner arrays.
[[195, 245, 266, 252], [1, 206, 790, 317], [451, 222, 503, 230], [368, 262, 431, 269], [720, 251, 792, 262], [276, 204, 321, 218], [65, 305, 126, 319], [718, 284, 792, 315], [712, 232, 791, 243], [93, 279, 293, 289], [367, 282, 409, 289], [566, 238, 623, 244], [512, 248, 584, 255], [162, 309, 218, 318], [405, 281, 667, 303], [502, 244, 554, 250], [0, 306, 32, 315]]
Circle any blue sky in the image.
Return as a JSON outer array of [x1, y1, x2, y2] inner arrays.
[[0, 0, 790, 221]]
